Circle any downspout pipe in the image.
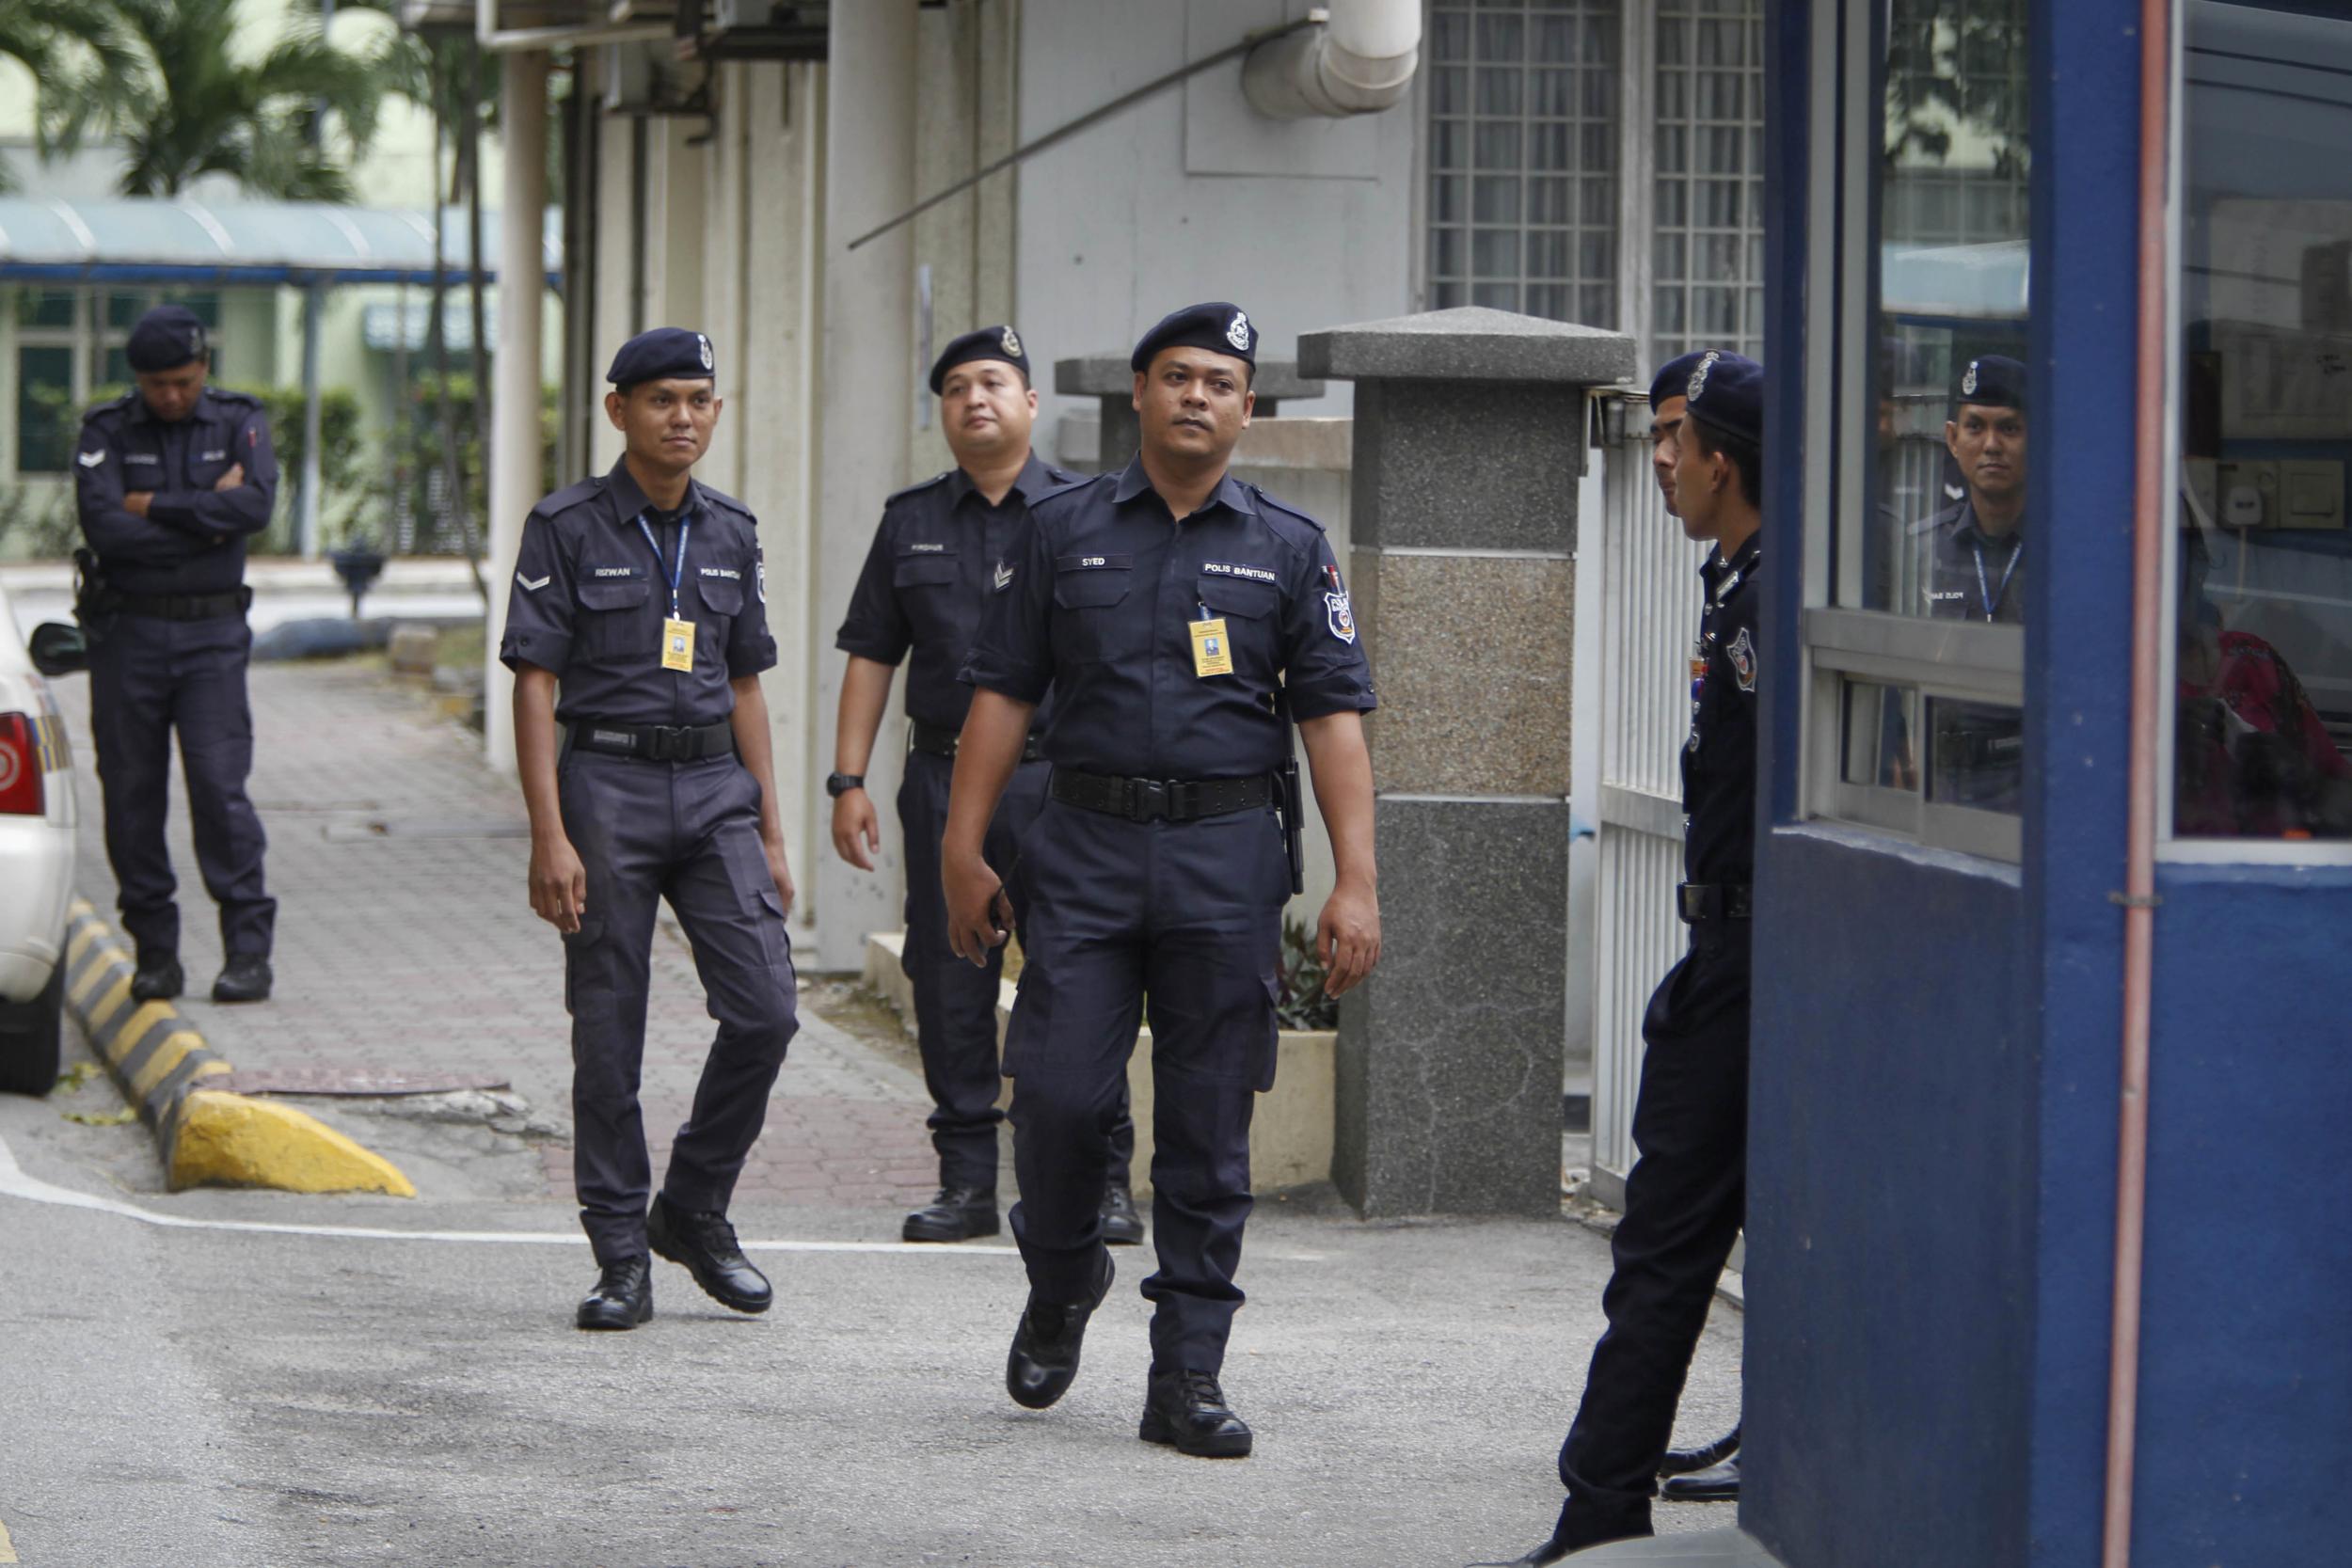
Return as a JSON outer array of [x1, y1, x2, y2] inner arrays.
[[2102, 0, 2170, 1562], [1242, 0, 1420, 119]]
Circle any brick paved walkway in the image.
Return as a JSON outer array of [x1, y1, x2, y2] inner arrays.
[[49, 656, 940, 1210]]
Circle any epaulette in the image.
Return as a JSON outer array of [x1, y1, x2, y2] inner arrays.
[[1906, 503, 1963, 539], [534, 475, 606, 521], [693, 483, 756, 525], [884, 470, 954, 507], [1246, 482, 1328, 534], [80, 390, 136, 425]]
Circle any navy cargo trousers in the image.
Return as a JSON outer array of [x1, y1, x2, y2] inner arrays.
[[896, 748, 1135, 1191], [1003, 796, 1287, 1376], [87, 611, 275, 963], [558, 747, 799, 1265], [1557, 925, 1751, 1507]]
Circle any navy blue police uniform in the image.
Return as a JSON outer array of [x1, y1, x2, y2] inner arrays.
[[836, 334, 1141, 1213], [72, 306, 278, 996], [962, 306, 1376, 1389], [1915, 355, 2026, 626], [1546, 351, 1764, 1551], [1907, 355, 2026, 809], [499, 328, 799, 1280]]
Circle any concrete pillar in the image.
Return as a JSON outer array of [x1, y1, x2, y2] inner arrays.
[[1297, 306, 1633, 1218], [1052, 356, 1326, 473], [812, 1, 918, 970], [485, 50, 549, 775]]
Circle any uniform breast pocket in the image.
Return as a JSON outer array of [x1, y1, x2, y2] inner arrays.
[[1052, 562, 1137, 664], [1196, 574, 1281, 669], [892, 554, 962, 642], [575, 576, 652, 662]]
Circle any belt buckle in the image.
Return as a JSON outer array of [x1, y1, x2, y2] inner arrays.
[[1677, 883, 1704, 922], [647, 724, 689, 762], [1127, 779, 1169, 822]]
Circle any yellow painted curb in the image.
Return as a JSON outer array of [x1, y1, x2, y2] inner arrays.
[[62, 898, 415, 1198], [173, 1090, 417, 1196]]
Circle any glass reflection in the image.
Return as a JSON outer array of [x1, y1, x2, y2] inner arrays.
[[2175, 1, 2352, 839]]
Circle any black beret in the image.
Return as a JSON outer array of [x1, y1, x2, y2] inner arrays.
[[930, 325, 1030, 395], [607, 326, 715, 390], [1952, 354, 2025, 413], [1648, 351, 1709, 408], [1131, 301, 1258, 372], [125, 306, 209, 373], [1682, 349, 1764, 447]]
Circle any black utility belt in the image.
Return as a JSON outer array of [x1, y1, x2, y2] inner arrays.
[[908, 719, 1041, 765], [1050, 768, 1273, 823], [108, 586, 252, 622], [1677, 882, 1752, 923], [567, 719, 736, 764]]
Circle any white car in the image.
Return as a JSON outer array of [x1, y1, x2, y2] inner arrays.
[[0, 580, 82, 1096]]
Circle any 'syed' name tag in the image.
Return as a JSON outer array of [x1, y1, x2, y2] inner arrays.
[[1190, 617, 1233, 678], [662, 618, 695, 672]]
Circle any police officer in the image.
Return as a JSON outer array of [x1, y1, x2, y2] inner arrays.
[[1915, 353, 2026, 624], [945, 302, 1381, 1458], [1638, 347, 1746, 1505], [72, 305, 278, 1005], [1485, 350, 1764, 1564], [501, 327, 799, 1332], [832, 325, 1144, 1247]]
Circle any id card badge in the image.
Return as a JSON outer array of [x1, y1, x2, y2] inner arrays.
[[1190, 616, 1233, 678], [661, 617, 696, 672]]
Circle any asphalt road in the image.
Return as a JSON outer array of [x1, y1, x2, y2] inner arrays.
[[0, 1072, 1743, 1568]]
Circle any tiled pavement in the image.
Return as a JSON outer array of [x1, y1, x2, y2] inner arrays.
[[47, 654, 941, 1210]]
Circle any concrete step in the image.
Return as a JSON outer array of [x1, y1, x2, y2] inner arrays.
[[863, 929, 1335, 1196]]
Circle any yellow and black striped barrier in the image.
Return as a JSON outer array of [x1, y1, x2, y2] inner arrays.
[[62, 898, 414, 1196]]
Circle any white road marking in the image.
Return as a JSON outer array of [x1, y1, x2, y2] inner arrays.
[[0, 1132, 1017, 1256]]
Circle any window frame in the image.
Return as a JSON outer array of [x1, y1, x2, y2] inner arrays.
[[1797, 0, 2029, 864], [2155, 0, 2352, 865]]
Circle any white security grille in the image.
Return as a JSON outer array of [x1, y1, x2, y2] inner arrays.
[[1425, 0, 1623, 325], [1651, 0, 1767, 360], [1591, 398, 1713, 1186]]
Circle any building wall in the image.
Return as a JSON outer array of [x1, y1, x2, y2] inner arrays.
[[1012, 0, 1419, 450]]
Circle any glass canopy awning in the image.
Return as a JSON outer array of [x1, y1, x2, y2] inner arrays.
[[0, 197, 563, 287]]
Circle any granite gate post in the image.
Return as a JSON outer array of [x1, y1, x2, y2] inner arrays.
[[1297, 307, 1633, 1217]]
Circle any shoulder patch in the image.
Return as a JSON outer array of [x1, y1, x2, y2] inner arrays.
[[1727, 626, 1757, 692], [884, 471, 954, 507]]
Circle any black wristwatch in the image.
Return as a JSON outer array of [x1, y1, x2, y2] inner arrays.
[[825, 771, 866, 799]]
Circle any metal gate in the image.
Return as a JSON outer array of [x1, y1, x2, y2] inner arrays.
[[1588, 392, 1712, 1205]]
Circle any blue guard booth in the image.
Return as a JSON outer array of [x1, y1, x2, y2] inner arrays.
[[1721, 1, 2352, 1565]]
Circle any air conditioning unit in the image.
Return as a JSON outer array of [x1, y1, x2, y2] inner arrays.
[[599, 41, 658, 113]]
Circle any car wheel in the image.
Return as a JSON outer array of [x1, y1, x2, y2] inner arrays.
[[0, 959, 66, 1097]]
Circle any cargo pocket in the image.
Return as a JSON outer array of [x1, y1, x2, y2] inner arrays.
[[1253, 969, 1283, 1092], [893, 553, 963, 645], [1197, 573, 1281, 673], [694, 573, 743, 666]]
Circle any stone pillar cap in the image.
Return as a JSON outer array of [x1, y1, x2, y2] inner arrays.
[[1054, 353, 1327, 403], [1296, 306, 1636, 385]]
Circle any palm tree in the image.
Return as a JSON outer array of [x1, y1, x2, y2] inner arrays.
[[0, 0, 136, 191], [43, 0, 388, 200]]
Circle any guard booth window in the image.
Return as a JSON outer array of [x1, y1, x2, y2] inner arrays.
[[1806, 0, 2031, 863], [2168, 1, 2352, 852]]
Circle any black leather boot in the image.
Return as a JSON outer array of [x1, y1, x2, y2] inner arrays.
[[131, 955, 183, 1002], [1468, 1497, 1652, 1567], [211, 954, 272, 1004], [902, 1186, 999, 1243], [1006, 1248, 1113, 1410], [1138, 1368, 1253, 1458], [1658, 1423, 1740, 1478], [647, 1194, 771, 1313], [576, 1256, 653, 1331], [1100, 1180, 1146, 1246]]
